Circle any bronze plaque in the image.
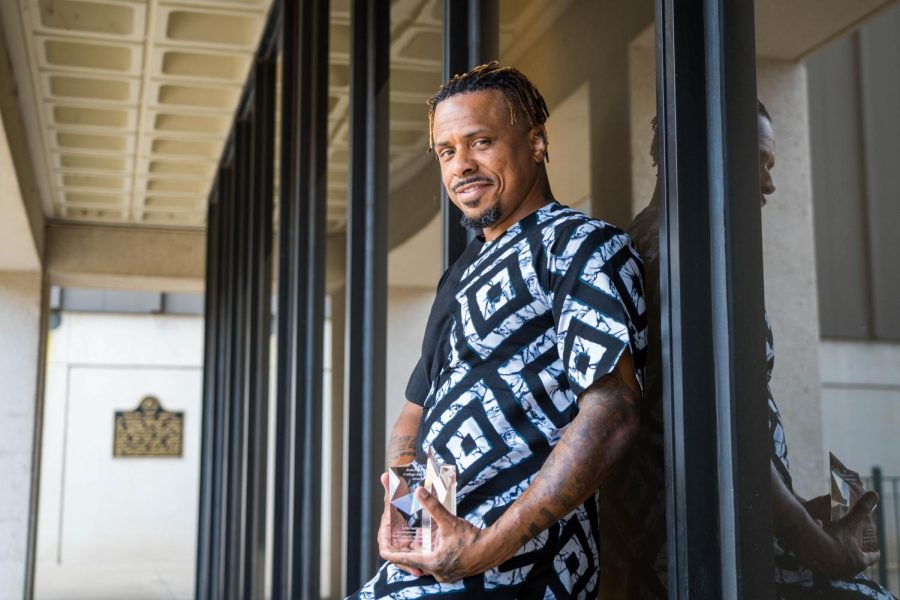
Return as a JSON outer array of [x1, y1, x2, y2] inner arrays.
[[114, 396, 184, 457]]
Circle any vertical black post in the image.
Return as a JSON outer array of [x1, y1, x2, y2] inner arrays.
[[296, 0, 330, 596], [344, 0, 389, 592], [272, 0, 300, 596], [209, 161, 234, 600], [440, 0, 498, 271], [225, 117, 251, 600], [196, 178, 220, 600], [656, 0, 773, 597], [871, 467, 888, 586], [272, 0, 330, 597], [244, 54, 276, 600]]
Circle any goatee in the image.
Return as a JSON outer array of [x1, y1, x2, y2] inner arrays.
[[459, 201, 500, 230]]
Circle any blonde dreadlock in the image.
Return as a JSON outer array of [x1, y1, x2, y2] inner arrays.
[[426, 61, 550, 157]]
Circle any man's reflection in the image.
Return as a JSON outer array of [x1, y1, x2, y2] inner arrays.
[[600, 102, 895, 599]]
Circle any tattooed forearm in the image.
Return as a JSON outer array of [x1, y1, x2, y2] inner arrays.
[[387, 435, 418, 465], [491, 351, 641, 562], [386, 401, 424, 467]]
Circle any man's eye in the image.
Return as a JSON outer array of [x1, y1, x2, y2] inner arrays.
[[474, 139, 490, 147], [439, 149, 453, 159]]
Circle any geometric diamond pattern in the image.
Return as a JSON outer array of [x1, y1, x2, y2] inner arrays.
[[353, 201, 647, 599]]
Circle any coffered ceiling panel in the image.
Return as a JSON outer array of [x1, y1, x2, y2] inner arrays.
[[6, 0, 555, 232], [10, 0, 272, 229]]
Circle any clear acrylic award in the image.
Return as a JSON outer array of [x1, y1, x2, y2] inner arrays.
[[388, 448, 456, 552]]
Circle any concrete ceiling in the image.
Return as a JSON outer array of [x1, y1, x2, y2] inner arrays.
[[755, 0, 899, 59], [1, 0, 273, 230], [0, 0, 553, 234]]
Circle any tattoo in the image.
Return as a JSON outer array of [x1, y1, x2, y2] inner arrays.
[[387, 434, 417, 466], [503, 361, 640, 551]]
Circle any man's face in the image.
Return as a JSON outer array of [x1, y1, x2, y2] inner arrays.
[[758, 115, 776, 206], [432, 89, 547, 230]]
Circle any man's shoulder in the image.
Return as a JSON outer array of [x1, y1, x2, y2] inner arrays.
[[538, 203, 632, 256]]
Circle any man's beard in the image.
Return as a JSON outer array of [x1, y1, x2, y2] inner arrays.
[[459, 200, 500, 230]]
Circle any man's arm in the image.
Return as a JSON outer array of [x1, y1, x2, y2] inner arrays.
[[771, 462, 880, 579], [387, 400, 423, 466], [382, 349, 641, 582]]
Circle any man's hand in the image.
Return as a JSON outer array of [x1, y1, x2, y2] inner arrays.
[[377, 473, 425, 577], [380, 401, 426, 577], [773, 462, 880, 580], [380, 487, 494, 582], [811, 491, 881, 579]]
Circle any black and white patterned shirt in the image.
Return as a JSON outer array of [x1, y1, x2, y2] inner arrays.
[[351, 201, 647, 599]]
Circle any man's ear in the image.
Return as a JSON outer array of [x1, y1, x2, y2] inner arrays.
[[531, 126, 549, 163]]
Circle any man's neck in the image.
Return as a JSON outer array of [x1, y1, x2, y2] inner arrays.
[[482, 174, 553, 241]]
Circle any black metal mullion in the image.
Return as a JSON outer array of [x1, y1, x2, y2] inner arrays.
[[272, 0, 300, 594], [657, 0, 772, 596], [289, 0, 314, 593], [704, 0, 772, 595], [225, 119, 252, 600], [293, 0, 330, 597], [208, 161, 234, 600], [440, 1, 498, 271], [243, 53, 277, 600], [195, 178, 220, 600], [344, 0, 389, 591]]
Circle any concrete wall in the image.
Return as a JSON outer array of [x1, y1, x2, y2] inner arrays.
[[820, 341, 900, 477], [46, 224, 205, 293], [385, 213, 442, 441], [34, 312, 202, 600], [504, 0, 655, 229], [0, 271, 43, 599]]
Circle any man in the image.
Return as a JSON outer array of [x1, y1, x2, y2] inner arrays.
[[612, 103, 894, 599], [348, 62, 647, 598]]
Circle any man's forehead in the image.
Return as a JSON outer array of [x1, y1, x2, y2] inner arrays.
[[758, 115, 775, 152], [433, 90, 509, 127], [432, 89, 533, 146]]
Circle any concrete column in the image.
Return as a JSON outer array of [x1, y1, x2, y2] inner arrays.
[[0, 270, 45, 598]]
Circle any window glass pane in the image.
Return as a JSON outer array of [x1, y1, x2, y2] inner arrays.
[[757, 2, 900, 595]]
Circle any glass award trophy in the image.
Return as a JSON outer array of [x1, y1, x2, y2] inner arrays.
[[388, 448, 457, 552]]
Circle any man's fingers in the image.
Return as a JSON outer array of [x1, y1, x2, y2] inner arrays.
[[396, 564, 425, 577], [381, 548, 429, 573], [416, 487, 454, 526]]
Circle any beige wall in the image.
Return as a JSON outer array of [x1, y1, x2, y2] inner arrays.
[[506, 0, 655, 229], [35, 312, 202, 600], [0, 271, 43, 598], [46, 224, 205, 293]]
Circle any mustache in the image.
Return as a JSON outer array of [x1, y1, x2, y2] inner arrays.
[[452, 176, 494, 193]]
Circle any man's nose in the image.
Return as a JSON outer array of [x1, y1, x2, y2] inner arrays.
[[760, 170, 776, 196], [450, 148, 476, 178]]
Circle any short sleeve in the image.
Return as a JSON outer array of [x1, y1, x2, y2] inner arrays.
[[405, 358, 431, 405], [401, 241, 480, 407], [549, 224, 646, 396]]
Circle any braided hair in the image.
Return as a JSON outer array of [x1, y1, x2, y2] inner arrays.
[[427, 61, 550, 157]]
